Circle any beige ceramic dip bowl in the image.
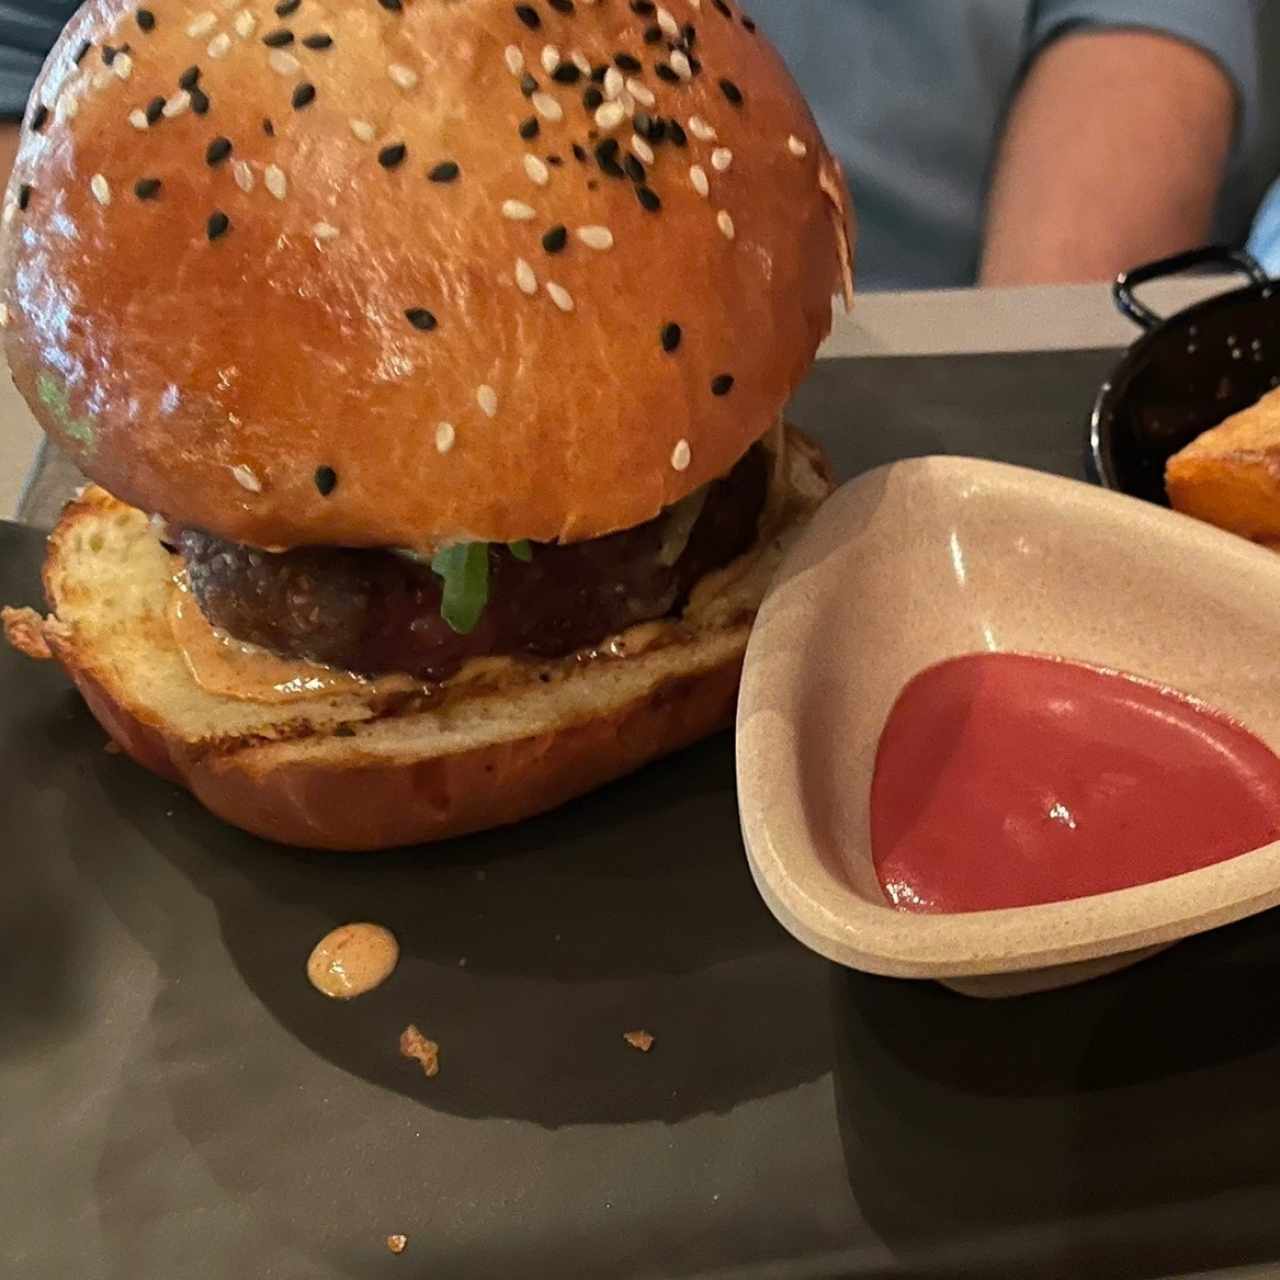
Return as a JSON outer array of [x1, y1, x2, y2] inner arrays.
[[737, 456, 1280, 997]]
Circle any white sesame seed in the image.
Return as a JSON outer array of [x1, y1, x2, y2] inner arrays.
[[627, 78, 655, 107], [546, 282, 574, 312], [350, 118, 375, 142], [234, 9, 257, 37], [657, 6, 680, 36], [89, 174, 111, 205], [232, 159, 254, 192], [502, 199, 536, 221], [186, 11, 217, 38], [595, 100, 625, 130], [113, 52, 133, 80], [717, 210, 736, 240], [712, 147, 733, 172], [92, 70, 113, 91], [670, 50, 692, 80], [264, 164, 287, 200], [505, 45, 525, 75], [690, 164, 709, 197], [54, 92, 79, 125], [269, 50, 301, 76], [672, 439, 691, 472], [604, 66, 624, 100], [313, 222, 340, 241], [523, 154, 550, 186], [436, 422, 456, 454], [0, 303, 9, 328], [532, 92, 563, 121], [231, 464, 262, 493], [689, 115, 716, 142], [128, 108, 149, 130], [477, 385, 498, 418], [571, 49, 591, 75], [577, 225, 614, 250], [207, 32, 231, 59], [688, 0, 701, 8], [388, 62, 418, 90], [162, 90, 191, 118], [540, 44, 560, 74], [620, 91, 636, 118], [631, 134, 655, 165], [1, 203, 13, 227], [787, 134, 808, 157], [515, 257, 538, 295]]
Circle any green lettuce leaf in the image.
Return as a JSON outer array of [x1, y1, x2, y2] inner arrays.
[[431, 542, 490, 635]]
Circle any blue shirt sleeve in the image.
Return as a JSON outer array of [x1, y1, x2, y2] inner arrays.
[[0, 3, 80, 120], [1030, 1, 1259, 144]]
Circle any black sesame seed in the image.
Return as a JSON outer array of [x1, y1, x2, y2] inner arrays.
[[661, 322, 682, 353], [519, 116, 540, 140], [404, 307, 437, 331], [549, 0, 574, 11], [643, 25, 662, 43], [712, 0, 731, 15], [551, 63, 581, 84], [655, 62, 679, 83], [514, 4, 541, 30], [542, 224, 568, 253], [587, 179, 599, 190], [302, 32, 333, 48], [683, 22, 697, 45], [719, 77, 743, 105], [179, 64, 200, 89], [520, 72, 539, 96], [546, 153, 563, 165], [624, 154, 645, 182], [595, 138, 625, 177], [688, 54, 702, 74], [145, 95, 165, 124], [207, 210, 230, 241], [614, 52, 642, 72], [73, 39, 91, 65], [276, 0, 301, 14], [377, 0, 403, 9], [378, 142, 407, 168], [263, 117, 275, 135], [631, 0, 656, 13], [134, 177, 161, 200], [291, 82, 316, 109], [28, 103, 48, 132], [314, 465, 337, 496], [583, 86, 604, 110], [428, 161, 460, 182], [742, 15, 757, 31], [17, 184, 30, 211], [711, 373, 735, 396], [206, 136, 232, 165], [190, 87, 210, 114], [572, 142, 588, 162], [262, 28, 294, 46], [102, 44, 118, 66], [590, 63, 609, 83], [137, 8, 156, 32], [635, 184, 661, 212]]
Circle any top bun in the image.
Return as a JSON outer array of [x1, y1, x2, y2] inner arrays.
[[4, 0, 853, 550]]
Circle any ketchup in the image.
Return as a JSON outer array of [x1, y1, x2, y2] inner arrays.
[[870, 653, 1280, 913]]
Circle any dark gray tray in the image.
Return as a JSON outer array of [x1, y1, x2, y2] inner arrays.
[[10, 349, 1279, 1280]]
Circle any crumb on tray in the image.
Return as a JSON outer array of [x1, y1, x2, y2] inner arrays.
[[2, 606, 52, 660], [400, 1024, 439, 1078], [623, 1030, 655, 1053], [386, 1233, 408, 1255]]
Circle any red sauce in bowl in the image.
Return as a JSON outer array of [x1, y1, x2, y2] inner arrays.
[[871, 653, 1280, 913]]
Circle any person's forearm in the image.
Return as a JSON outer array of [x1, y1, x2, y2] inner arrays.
[[980, 30, 1234, 287]]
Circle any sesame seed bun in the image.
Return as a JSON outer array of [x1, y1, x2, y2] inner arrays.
[[3, 0, 853, 550]]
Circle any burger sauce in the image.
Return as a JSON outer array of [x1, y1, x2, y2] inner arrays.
[[871, 653, 1280, 913]]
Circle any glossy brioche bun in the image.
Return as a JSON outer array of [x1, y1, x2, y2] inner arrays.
[[4, 0, 853, 552], [17, 428, 831, 850]]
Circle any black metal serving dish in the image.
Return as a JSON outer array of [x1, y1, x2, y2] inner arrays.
[[1090, 245, 1280, 503]]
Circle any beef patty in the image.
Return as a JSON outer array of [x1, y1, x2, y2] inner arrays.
[[178, 444, 768, 681]]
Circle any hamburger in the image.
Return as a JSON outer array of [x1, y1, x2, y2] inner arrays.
[[2, 0, 853, 850]]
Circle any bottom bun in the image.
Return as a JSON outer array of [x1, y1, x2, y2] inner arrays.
[[22, 428, 831, 850]]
